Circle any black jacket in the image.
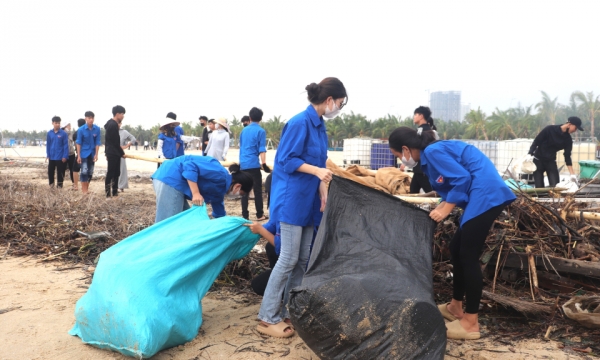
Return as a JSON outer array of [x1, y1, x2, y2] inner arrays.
[[529, 125, 573, 165], [412, 123, 432, 174], [104, 119, 125, 157], [201, 127, 209, 153]]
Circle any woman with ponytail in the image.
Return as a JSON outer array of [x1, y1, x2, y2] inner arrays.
[[151, 155, 253, 223], [389, 127, 515, 340], [256, 77, 347, 338]]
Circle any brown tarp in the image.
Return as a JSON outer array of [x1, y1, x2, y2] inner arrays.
[[326, 159, 411, 195]]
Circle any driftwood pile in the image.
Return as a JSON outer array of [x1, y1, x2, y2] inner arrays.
[[0, 179, 155, 263], [432, 190, 600, 351]]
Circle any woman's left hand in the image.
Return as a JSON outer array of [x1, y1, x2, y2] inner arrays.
[[429, 206, 451, 222]]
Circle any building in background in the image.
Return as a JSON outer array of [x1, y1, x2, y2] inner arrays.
[[460, 103, 471, 122], [430, 91, 461, 121]]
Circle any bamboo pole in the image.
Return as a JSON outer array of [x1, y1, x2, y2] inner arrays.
[[394, 195, 441, 204], [123, 154, 263, 168], [566, 211, 600, 220], [526, 246, 536, 301]]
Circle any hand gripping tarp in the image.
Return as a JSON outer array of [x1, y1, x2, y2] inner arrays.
[[69, 205, 259, 358], [288, 176, 446, 359]]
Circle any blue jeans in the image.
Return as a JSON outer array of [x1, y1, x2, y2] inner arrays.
[[258, 222, 313, 324], [79, 156, 95, 182], [153, 179, 190, 223]]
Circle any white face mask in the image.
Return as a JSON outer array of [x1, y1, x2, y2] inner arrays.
[[401, 149, 417, 168], [324, 100, 341, 119], [226, 188, 241, 199]]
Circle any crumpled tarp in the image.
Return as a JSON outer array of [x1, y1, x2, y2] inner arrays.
[[288, 176, 446, 359], [327, 159, 411, 195], [69, 205, 259, 358]]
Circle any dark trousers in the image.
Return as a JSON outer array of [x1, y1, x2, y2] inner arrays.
[[533, 158, 560, 188], [410, 172, 433, 194], [48, 160, 67, 187], [251, 243, 279, 296], [450, 204, 505, 314], [241, 168, 264, 219], [105, 155, 121, 197], [64, 154, 76, 183]]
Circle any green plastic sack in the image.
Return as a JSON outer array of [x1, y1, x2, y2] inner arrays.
[[69, 205, 259, 358]]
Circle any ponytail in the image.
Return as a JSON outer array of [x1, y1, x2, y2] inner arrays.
[[389, 127, 437, 151], [427, 117, 437, 131], [414, 106, 436, 130], [228, 164, 254, 193]]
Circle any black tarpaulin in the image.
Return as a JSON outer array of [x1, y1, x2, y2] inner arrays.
[[288, 176, 446, 360]]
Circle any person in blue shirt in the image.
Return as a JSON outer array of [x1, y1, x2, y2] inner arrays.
[[76, 111, 102, 194], [151, 156, 253, 223], [170, 112, 185, 157], [256, 77, 346, 338], [157, 114, 183, 169], [46, 116, 69, 188], [389, 127, 516, 341], [239, 107, 270, 221]]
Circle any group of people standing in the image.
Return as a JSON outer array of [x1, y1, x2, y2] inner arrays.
[[46, 106, 129, 196]]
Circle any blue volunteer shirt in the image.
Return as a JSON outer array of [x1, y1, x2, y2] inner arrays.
[[46, 129, 69, 160], [175, 126, 185, 157], [263, 219, 281, 255], [269, 105, 328, 226], [159, 132, 182, 159], [75, 124, 101, 159], [239, 123, 267, 170], [420, 141, 516, 227], [151, 155, 231, 218]]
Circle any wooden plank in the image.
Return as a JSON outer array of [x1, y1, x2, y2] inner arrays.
[[503, 252, 600, 278], [394, 195, 441, 204]]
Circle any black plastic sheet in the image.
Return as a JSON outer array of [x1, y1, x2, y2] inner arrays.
[[289, 176, 446, 359]]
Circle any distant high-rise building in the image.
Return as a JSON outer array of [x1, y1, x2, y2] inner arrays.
[[460, 104, 471, 122], [430, 91, 461, 121]]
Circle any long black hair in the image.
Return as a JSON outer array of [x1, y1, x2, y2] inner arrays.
[[414, 106, 437, 130], [389, 127, 437, 151], [229, 164, 254, 193]]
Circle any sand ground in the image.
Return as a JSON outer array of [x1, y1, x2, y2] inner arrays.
[[0, 160, 587, 360]]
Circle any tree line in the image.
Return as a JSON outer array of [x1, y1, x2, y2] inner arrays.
[[3, 91, 599, 148]]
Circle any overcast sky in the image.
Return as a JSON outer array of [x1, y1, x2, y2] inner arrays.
[[0, 0, 598, 131]]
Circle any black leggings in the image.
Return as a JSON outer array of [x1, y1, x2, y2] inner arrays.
[[450, 204, 505, 314]]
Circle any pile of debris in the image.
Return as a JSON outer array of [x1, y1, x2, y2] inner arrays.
[[432, 189, 600, 352], [0, 179, 155, 264]]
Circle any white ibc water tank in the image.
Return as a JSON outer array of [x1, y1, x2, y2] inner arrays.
[[343, 138, 373, 169], [558, 142, 597, 174], [496, 139, 533, 173]]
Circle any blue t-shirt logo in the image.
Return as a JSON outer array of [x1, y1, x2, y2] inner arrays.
[[436, 175, 444, 184]]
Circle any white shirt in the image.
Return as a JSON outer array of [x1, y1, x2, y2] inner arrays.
[[205, 129, 230, 161]]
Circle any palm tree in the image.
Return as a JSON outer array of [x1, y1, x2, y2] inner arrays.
[[535, 91, 559, 125], [571, 91, 600, 139], [181, 121, 193, 136], [263, 116, 285, 147], [488, 108, 517, 139], [464, 108, 489, 140]]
